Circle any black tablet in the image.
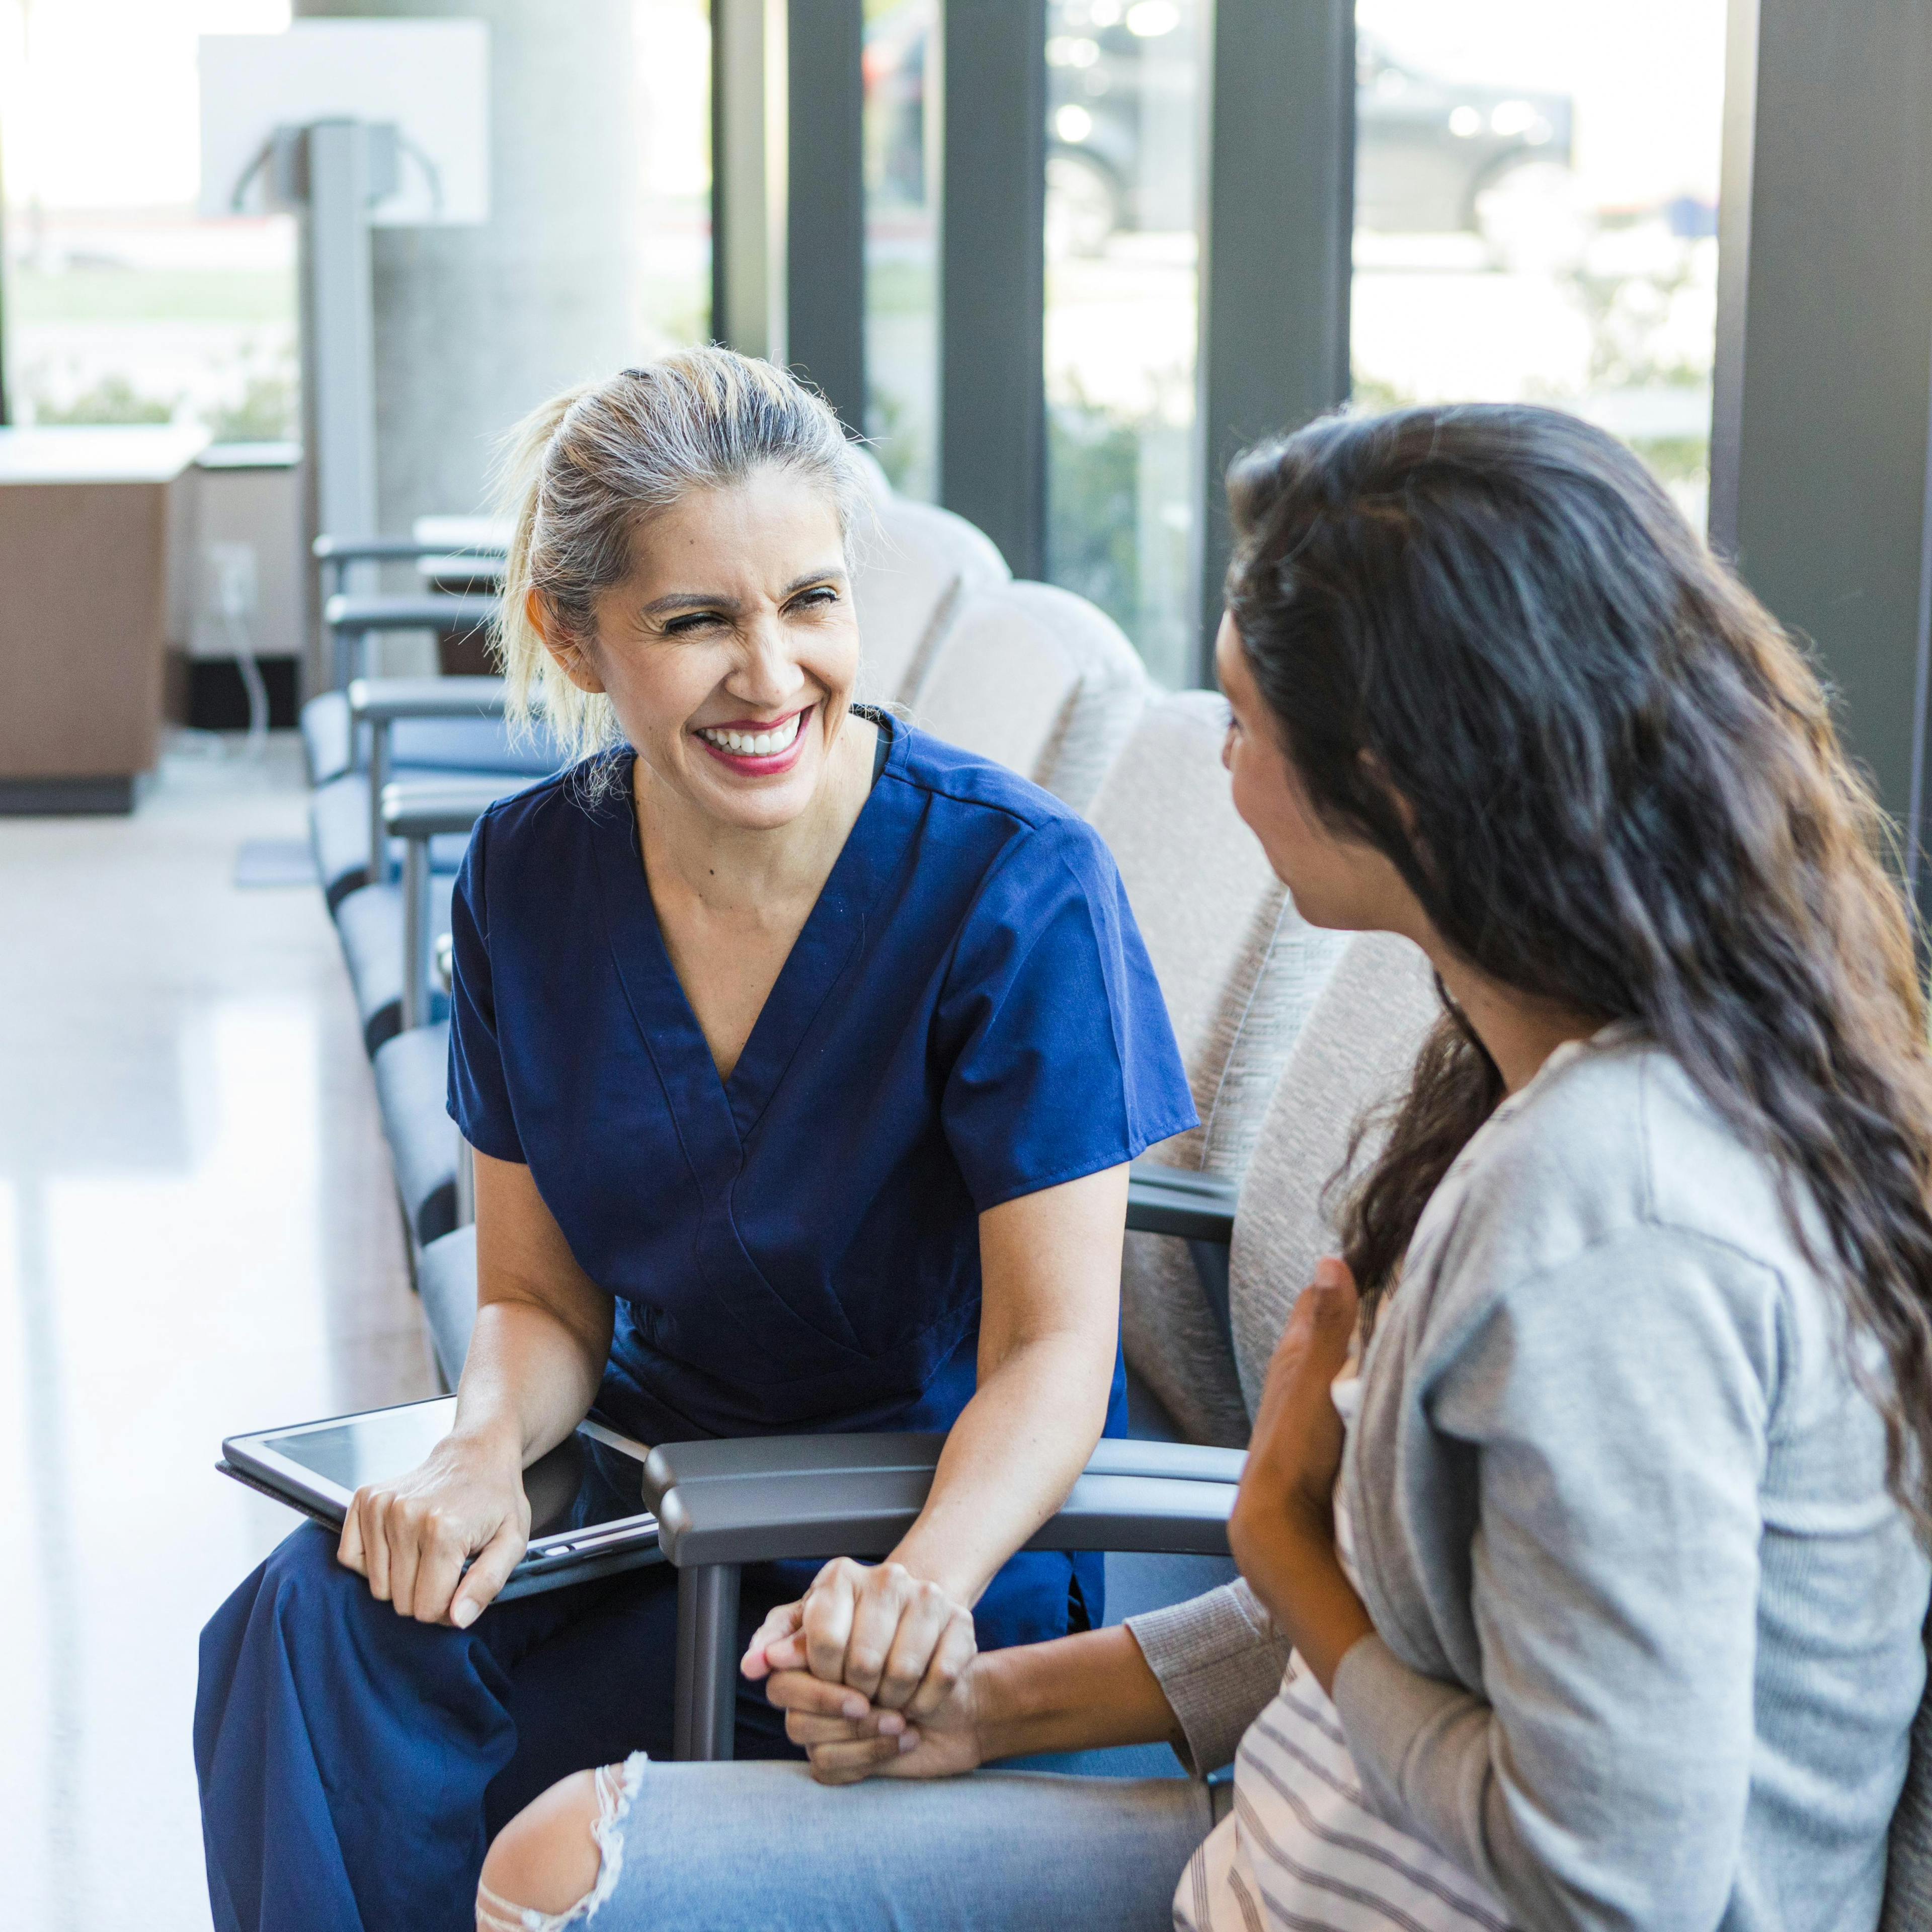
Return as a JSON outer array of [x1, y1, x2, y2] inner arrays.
[[220, 1396, 662, 1602]]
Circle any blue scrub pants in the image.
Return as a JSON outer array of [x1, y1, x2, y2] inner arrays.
[[193, 1523, 799, 1932]]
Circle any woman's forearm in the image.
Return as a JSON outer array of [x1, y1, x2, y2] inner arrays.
[[1228, 1488, 1375, 1699], [451, 1297, 608, 1469], [974, 1624, 1184, 1761], [458, 1153, 618, 1471], [888, 1168, 1125, 1606], [890, 1329, 1111, 1605]]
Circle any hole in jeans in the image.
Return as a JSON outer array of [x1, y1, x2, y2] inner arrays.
[[476, 1752, 648, 1931]]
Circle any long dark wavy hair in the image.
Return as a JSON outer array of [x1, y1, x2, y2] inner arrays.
[[1226, 404, 1932, 1541]]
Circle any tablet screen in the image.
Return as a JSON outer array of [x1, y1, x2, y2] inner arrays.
[[248, 1401, 652, 1549]]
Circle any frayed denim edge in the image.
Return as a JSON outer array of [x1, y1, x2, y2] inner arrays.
[[476, 1752, 650, 1931]]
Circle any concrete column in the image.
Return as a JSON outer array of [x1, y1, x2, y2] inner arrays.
[[294, 0, 642, 530]]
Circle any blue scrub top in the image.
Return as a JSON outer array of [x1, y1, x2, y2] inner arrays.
[[446, 717, 1196, 1636]]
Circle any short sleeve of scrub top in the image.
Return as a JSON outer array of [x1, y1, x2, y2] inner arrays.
[[445, 721, 1196, 1455]]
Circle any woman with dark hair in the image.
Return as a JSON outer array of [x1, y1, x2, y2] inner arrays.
[[478, 404, 1931, 1932]]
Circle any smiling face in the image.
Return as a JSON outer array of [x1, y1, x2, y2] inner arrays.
[[1215, 612, 1420, 937], [536, 465, 860, 832]]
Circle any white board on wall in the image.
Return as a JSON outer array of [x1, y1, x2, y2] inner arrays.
[[198, 20, 491, 226]]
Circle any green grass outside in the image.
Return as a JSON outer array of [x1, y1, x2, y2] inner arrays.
[[9, 267, 295, 326], [865, 259, 934, 316]]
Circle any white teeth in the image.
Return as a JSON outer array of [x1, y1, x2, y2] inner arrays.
[[699, 710, 804, 757]]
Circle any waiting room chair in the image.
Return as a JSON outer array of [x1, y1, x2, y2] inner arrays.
[[1094, 693, 1350, 1445], [309, 680, 563, 911], [851, 497, 1010, 707], [373, 1020, 458, 1255], [416, 1224, 478, 1393], [303, 528, 510, 784], [910, 581, 1149, 814], [334, 778, 519, 1056], [1217, 932, 1437, 1406], [1126, 933, 1437, 1429], [848, 444, 895, 505]]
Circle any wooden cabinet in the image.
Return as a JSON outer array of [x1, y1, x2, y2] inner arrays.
[[0, 426, 208, 814]]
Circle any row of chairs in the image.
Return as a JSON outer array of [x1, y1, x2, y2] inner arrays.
[[297, 467, 1443, 1775]]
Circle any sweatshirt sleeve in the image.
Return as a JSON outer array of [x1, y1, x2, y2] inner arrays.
[[1125, 1579, 1292, 1776], [1332, 1228, 1779, 1930]]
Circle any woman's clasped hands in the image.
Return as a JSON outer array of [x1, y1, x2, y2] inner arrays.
[[742, 1557, 984, 1783]]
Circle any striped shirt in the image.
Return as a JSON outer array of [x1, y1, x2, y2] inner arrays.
[[1172, 1376, 1510, 1932]]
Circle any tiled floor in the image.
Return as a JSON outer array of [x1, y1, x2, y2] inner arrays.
[[0, 739, 437, 1930]]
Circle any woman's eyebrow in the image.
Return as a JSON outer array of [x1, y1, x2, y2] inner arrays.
[[780, 565, 849, 594], [638, 567, 847, 618], [639, 589, 740, 617]]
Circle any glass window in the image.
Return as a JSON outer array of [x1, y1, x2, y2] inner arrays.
[[633, 0, 713, 352], [1043, 0, 1205, 689], [0, 0, 299, 443], [0, 1, 711, 442], [1353, 1, 1728, 529], [863, 0, 941, 499]]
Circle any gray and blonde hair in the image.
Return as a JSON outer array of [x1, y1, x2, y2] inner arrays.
[[494, 347, 868, 763]]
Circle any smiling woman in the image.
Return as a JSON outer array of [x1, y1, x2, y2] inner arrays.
[[192, 349, 1198, 1932]]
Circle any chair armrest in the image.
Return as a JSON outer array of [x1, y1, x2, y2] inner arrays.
[[642, 1433, 1244, 1568], [381, 776, 511, 843], [348, 675, 510, 723], [383, 778, 508, 1025], [314, 534, 505, 564], [1126, 1158, 1237, 1243], [325, 592, 501, 633], [416, 553, 507, 591], [649, 1431, 1244, 1760]]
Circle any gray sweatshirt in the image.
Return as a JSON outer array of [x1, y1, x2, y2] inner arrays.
[[1129, 1032, 1929, 1931]]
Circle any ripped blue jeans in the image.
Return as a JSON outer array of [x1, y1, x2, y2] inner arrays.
[[477, 1756, 1220, 1932]]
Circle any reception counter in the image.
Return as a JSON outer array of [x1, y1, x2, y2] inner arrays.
[[0, 424, 208, 814]]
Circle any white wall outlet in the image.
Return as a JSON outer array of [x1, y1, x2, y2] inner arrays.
[[206, 540, 259, 620]]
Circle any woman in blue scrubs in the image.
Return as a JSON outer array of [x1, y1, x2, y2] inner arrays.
[[193, 348, 1194, 1932]]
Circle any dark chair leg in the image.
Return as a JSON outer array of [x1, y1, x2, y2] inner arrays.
[[673, 1563, 742, 1760]]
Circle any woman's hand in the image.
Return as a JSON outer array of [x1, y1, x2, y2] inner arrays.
[[740, 1559, 978, 1714], [751, 1607, 989, 1785], [1239, 1255, 1357, 1528], [336, 1428, 531, 1629], [1228, 1257, 1376, 1696]]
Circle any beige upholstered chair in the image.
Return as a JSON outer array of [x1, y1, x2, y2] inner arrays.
[[909, 580, 1149, 813], [1224, 931, 1439, 1411], [850, 497, 1010, 708], [847, 443, 895, 505], [1090, 691, 1350, 1443]]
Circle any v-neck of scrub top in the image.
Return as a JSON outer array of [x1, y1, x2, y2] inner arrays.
[[593, 708, 906, 1155]]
